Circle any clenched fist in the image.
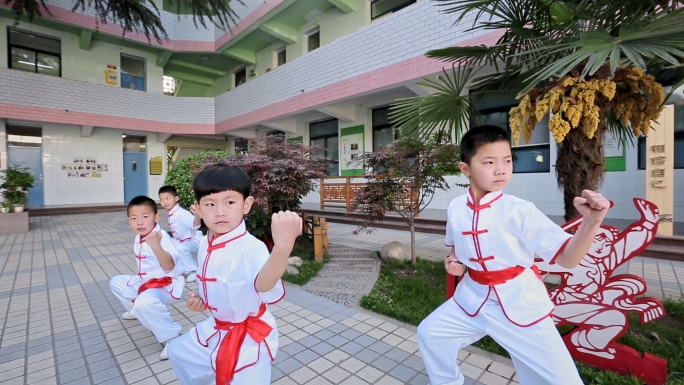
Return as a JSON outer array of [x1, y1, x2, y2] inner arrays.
[[445, 256, 465, 277], [573, 190, 610, 222], [186, 291, 206, 312], [271, 211, 302, 250], [145, 231, 162, 247]]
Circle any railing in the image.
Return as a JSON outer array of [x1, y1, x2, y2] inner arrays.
[[319, 176, 420, 216], [319, 176, 367, 212]]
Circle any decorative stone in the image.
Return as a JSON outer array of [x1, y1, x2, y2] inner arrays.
[[379, 241, 411, 262], [288, 256, 303, 266], [285, 265, 300, 275]]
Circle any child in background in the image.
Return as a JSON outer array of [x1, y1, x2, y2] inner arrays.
[[159, 185, 202, 283], [109, 195, 186, 360]]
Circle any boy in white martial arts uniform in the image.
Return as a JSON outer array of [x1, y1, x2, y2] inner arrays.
[[417, 125, 610, 385], [159, 185, 202, 283], [168, 165, 302, 385], [109, 196, 186, 360]]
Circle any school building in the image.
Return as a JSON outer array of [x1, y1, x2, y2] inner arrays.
[[0, 0, 681, 223]]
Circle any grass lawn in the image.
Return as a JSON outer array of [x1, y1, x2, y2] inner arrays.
[[281, 235, 326, 285], [360, 258, 684, 385]]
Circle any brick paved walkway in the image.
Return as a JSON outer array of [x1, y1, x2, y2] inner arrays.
[[0, 212, 518, 385]]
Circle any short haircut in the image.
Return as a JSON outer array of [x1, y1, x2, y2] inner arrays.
[[158, 185, 178, 196], [460, 125, 511, 164], [127, 196, 158, 215], [193, 164, 251, 202]]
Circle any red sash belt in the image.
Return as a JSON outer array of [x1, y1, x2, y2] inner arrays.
[[213, 303, 271, 385], [468, 265, 541, 286], [137, 277, 173, 295]]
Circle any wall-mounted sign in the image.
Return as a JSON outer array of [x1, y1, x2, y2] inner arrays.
[[149, 156, 163, 175], [105, 65, 119, 86]]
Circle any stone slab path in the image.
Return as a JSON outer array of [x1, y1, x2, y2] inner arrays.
[[300, 244, 380, 307]]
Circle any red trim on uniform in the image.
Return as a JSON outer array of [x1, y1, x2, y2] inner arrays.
[[469, 256, 494, 264], [137, 277, 172, 295], [253, 274, 286, 305], [491, 286, 554, 327], [453, 285, 491, 317], [462, 229, 488, 236], [549, 237, 572, 265]]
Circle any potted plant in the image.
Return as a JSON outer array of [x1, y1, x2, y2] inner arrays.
[[0, 201, 10, 214], [1, 165, 35, 191], [1, 165, 34, 210], [9, 192, 27, 212]]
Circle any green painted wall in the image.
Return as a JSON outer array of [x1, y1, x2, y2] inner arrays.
[[175, 81, 209, 97], [206, 75, 232, 97], [0, 16, 165, 94], [321, 0, 369, 46]]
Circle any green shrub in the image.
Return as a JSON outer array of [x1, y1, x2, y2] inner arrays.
[[164, 151, 229, 208]]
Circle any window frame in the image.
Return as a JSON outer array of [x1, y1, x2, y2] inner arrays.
[[234, 67, 247, 87], [120, 53, 147, 92], [307, 28, 320, 52], [372, 106, 399, 152], [638, 131, 684, 170], [7, 28, 62, 77], [276, 48, 286, 67], [371, 0, 416, 21], [475, 105, 552, 174], [235, 138, 249, 154], [310, 118, 339, 176]]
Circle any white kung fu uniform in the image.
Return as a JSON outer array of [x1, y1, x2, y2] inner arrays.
[[168, 220, 285, 385], [167, 204, 202, 274], [417, 191, 584, 385], [109, 224, 186, 343]]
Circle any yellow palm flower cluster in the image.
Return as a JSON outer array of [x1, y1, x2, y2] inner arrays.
[[611, 67, 665, 137], [509, 66, 663, 145]]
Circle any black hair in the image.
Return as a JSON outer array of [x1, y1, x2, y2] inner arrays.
[[193, 164, 251, 202], [127, 196, 158, 215], [460, 125, 511, 164], [158, 185, 178, 196]]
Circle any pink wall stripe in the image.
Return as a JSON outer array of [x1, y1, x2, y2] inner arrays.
[[0, 103, 214, 134]]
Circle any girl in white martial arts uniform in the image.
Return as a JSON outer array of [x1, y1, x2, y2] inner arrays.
[[168, 165, 302, 385], [417, 126, 611, 385], [109, 195, 186, 360]]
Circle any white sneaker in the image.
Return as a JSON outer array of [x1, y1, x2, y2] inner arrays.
[[122, 312, 136, 320], [186, 272, 197, 283], [160, 342, 170, 360]]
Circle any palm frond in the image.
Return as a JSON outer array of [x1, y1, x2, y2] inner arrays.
[[516, 8, 684, 94], [391, 65, 479, 143]]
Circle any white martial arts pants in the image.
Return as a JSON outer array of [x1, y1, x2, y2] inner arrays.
[[109, 275, 182, 343], [175, 240, 199, 274], [168, 330, 272, 385], [417, 298, 583, 385]]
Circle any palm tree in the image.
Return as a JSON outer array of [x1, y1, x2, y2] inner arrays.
[[392, 0, 684, 221], [6, 0, 240, 42]]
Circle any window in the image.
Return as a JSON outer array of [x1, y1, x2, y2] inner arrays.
[[163, 76, 176, 95], [277, 49, 286, 67], [234, 67, 247, 87], [122, 135, 147, 153], [474, 105, 551, 173], [308, 29, 320, 52], [121, 54, 146, 91], [372, 106, 399, 152], [310, 119, 339, 176], [8, 28, 61, 77], [235, 138, 249, 154], [371, 0, 416, 20], [638, 103, 684, 170], [6, 125, 42, 147]]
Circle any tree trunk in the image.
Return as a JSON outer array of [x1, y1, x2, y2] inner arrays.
[[555, 127, 606, 222], [410, 221, 416, 264]]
